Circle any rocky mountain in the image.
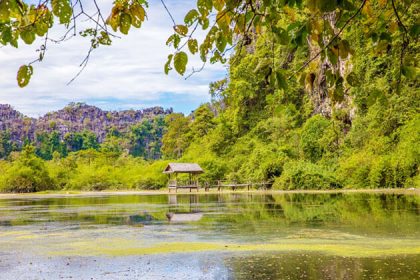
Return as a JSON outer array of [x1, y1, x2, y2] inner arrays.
[[0, 103, 173, 146]]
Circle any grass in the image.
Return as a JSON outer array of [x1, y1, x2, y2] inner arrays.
[[0, 188, 418, 200]]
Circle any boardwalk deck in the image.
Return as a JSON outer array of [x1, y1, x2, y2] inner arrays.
[[204, 180, 273, 191]]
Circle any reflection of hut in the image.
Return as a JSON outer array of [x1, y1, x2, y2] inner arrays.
[[166, 212, 203, 222], [163, 163, 204, 192], [168, 194, 178, 205]]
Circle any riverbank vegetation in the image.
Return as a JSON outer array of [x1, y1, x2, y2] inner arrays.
[[0, 1, 419, 193]]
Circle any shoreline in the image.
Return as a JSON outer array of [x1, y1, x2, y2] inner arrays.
[[0, 187, 418, 199]]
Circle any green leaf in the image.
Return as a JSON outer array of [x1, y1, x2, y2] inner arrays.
[[35, 21, 49, 36], [174, 51, 188, 75], [402, 66, 418, 79], [200, 17, 210, 30], [339, 40, 350, 59], [0, 1, 11, 22], [188, 39, 198, 54], [197, 0, 213, 15], [51, 0, 72, 24], [213, 0, 224, 11], [409, 24, 420, 37], [276, 71, 288, 90], [318, 0, 337, 12], [17, 65, 33, 88], [164, 54, 173, 74], [20, 29, 36, 44], [332, 76, 344, 102], [119, 13, 132, 34], [216, 11, 230, 33], [326, 48, 338, 65], [216, 32, 227, 52], [272, 26, 289, 45], [106, 6, 121, 32], [325, 69, 335, 87], [130, 3, 146, 28], [1, 26, 12, 43], [174, 25, 188, 36], [346, 72, 359, 86], [184, 9, 199, 26], [166, 34, 181, 48]]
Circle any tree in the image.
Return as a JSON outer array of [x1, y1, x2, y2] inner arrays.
[[1, 145, 54, 192], [129, 117, 166, 159], [0, 131, 13, 158], [161, 113, 191, 159], [0, 1, 416, 89], [64, 131, 99, 152], [190, 104, 215, 139], [300, 115, 331, 162], [101, 130, 130, 155], [35, 131, 67, 160]]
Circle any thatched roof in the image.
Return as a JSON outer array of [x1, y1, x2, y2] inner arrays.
[[163, 163, 204, 174]]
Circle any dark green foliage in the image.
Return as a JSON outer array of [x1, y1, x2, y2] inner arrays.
[[130, 117, 166, 159], [64, 131, 99, 152], [36, 131, 67, 160], [0, 131, 13, 158]]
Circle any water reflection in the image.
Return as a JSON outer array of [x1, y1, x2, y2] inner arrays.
[[0, 192, 419, 279], [0, 192, 418, 238]]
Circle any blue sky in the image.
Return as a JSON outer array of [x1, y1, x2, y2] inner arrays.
[[0, 1, 227, 117]]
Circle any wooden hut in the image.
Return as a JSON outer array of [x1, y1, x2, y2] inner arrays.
[[163, 163, 204, 192]]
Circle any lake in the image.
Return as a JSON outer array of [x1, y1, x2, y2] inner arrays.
[[0, 191, 419, 279]]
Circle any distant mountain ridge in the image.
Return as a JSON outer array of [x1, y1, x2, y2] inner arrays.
[[0, 103, 173, 145]]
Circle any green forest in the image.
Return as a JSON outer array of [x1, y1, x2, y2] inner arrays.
[[0, 0, 419, 192]]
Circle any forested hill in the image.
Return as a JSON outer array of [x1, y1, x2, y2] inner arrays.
[[0, 2, 419, 193], [0, 103, 172, 160]]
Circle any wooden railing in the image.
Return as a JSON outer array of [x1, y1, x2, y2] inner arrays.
[[168, 179, 273, 192]]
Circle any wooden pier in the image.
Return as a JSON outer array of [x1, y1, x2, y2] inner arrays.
[[164, 163, 273, 192], [210, 180, 273, 191]]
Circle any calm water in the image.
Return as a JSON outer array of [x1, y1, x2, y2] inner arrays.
[[0, 192, 419, 279]]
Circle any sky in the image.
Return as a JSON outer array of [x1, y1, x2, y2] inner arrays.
[[0, 1, 227, 117]]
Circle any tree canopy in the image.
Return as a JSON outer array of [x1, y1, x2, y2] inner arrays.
[[0, 0, 418, 87]]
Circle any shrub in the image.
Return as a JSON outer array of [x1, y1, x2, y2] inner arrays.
[[273, 160, 341, 190], [0, 146, 54, 193], [300, 115, 331, 162]]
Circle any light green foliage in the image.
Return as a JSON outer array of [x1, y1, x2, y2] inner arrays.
[[45, 150, 168, 190], [300, 115, 331, 162], [101, 133, 130, 155], [190, 104, 215, 139], [0, 146, 54, 193], [161, 113, 191, 159], [0, 1, 419, 192], [273, 161, 340, 190], [163, 2, 419, 189]]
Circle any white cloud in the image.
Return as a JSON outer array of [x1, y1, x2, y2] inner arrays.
[[0, 0, 227, 117]]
